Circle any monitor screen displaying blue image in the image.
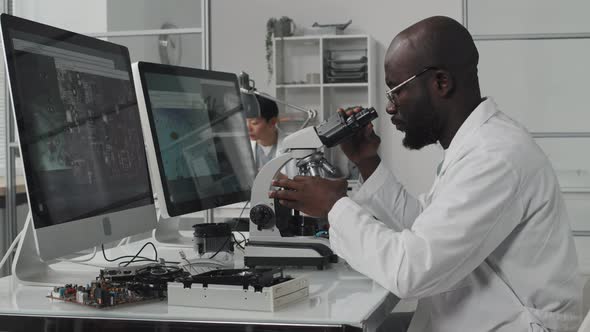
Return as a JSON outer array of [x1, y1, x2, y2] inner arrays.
[[136, 63, 255, 216]]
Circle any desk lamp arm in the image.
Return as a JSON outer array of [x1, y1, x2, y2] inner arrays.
[[239, 71, 317, 129], [251, 91, 317, 129]]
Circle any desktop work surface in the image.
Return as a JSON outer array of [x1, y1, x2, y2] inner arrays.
[[0, 251, 398, 332]]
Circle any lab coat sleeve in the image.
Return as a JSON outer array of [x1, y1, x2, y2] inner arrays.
[[328, 151, 522, 299], [351, 162, 424, 231]]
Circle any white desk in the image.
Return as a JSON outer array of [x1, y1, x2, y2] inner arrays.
[[0, 243, 398, 332]]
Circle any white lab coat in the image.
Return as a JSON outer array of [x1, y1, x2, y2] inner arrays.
[[250, 127, 297, 178], [328, 98, 582, 332]]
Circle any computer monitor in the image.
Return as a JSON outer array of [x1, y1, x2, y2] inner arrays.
[[0, 14, 157, 283], [132, 62, 255, 245]]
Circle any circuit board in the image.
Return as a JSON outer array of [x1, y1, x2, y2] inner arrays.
[[47, 263, 189, 308], [47, 281, 166, 308]]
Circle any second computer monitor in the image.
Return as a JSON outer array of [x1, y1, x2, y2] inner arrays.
[[132, 62, 256, 218]]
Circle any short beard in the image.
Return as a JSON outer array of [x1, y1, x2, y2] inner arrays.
[[402, 99, 440, 150]]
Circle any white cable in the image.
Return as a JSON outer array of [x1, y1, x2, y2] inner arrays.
[[0, 230, 24, 272], [178, 249, 229, 275], [184, 258, 228, 267], [180, 258, 228, 276], [183, 258, 198, 274]]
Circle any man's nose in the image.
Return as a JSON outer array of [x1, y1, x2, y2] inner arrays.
[[386, 100, 397, 115]]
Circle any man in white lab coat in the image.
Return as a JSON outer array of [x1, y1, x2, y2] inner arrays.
[[270, 16, 582, 332]]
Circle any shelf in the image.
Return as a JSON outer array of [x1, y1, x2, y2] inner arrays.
[[276, 84, 321, 88], [275, 35, 323, 41], [323, 83, 369, 88], [274, 34, 369, 42], [276, 83, 369, 88], [274, 34, 374, 178], [322, 34, 370, 40]]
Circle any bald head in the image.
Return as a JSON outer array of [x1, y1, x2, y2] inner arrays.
[[386, 16, 479, 80], [384, 16, 483, 150]]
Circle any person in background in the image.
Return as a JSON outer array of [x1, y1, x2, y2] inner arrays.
[[247, 94, 296, 177], [269, 16, 582, 332]]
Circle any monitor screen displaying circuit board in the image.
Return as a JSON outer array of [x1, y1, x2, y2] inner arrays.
[[0, 14, 157, 260]]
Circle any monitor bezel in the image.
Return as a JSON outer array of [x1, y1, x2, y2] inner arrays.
[[0, 14, 157, 260], [133, 61, 253, 218]]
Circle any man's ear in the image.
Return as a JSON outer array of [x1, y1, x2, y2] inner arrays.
[[433, 69, 454, 97], [269, 117, 279, 127]]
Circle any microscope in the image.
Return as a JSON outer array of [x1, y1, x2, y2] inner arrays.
[[244, 107, 378, 270]]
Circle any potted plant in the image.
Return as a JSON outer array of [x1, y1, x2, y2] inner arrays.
[[265, 16, 295, 82]]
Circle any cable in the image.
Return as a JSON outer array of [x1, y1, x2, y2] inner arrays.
[[232, 233, 246, 250], [178, 251, 197, 274], [232, 233, 243, 249], [101, 242, 158, 267], [238, 200, 250, 220], [117, 258, 180, 267], [122, 242, 158, 267], [101, 243, 156, 262], [231, 200, 250, 248], [0, 230, 24, 272], [178, 249, 227, 275], [183, 257, 198, 274], [208, 235, 231, 260], [118, 258, 157, 267], [184, 258, 227, 267], [181, 257, 228, 274]]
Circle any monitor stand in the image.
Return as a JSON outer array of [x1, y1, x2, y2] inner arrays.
[[12, 213, 101, 287], [152, 209, 215, 247]]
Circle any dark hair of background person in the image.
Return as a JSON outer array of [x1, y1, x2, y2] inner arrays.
[[254, 94, 279, 122]]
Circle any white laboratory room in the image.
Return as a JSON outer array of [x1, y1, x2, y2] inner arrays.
[[0, 1, 589, 331]]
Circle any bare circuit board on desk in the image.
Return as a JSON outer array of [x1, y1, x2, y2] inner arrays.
[[47, 263, 189, 308]]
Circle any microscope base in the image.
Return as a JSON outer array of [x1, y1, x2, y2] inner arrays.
[[244, 241, 338, 270]]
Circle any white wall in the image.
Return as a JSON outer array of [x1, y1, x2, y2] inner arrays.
[[210, 0, 460, 195], [106, 0, 204, 68], [468, 0, 590, 35], [14, 0, 107, 32], [106, 0, 202, 31]]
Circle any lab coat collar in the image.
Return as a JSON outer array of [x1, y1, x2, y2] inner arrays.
[[437, 97, 498, 177]]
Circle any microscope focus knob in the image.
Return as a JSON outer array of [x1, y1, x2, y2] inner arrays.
[[250, 204, 275, 230]]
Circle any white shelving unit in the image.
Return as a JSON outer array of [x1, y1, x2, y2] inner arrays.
[[272, 34, 376, 179]]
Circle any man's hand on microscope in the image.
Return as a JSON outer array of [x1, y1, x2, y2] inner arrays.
[[269, 176, 348, 218]]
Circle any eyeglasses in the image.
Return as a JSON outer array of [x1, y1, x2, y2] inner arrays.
[[386, 66, 438, 104]]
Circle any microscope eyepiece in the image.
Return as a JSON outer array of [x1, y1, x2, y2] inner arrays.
[[315, 107, 378, 148]]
